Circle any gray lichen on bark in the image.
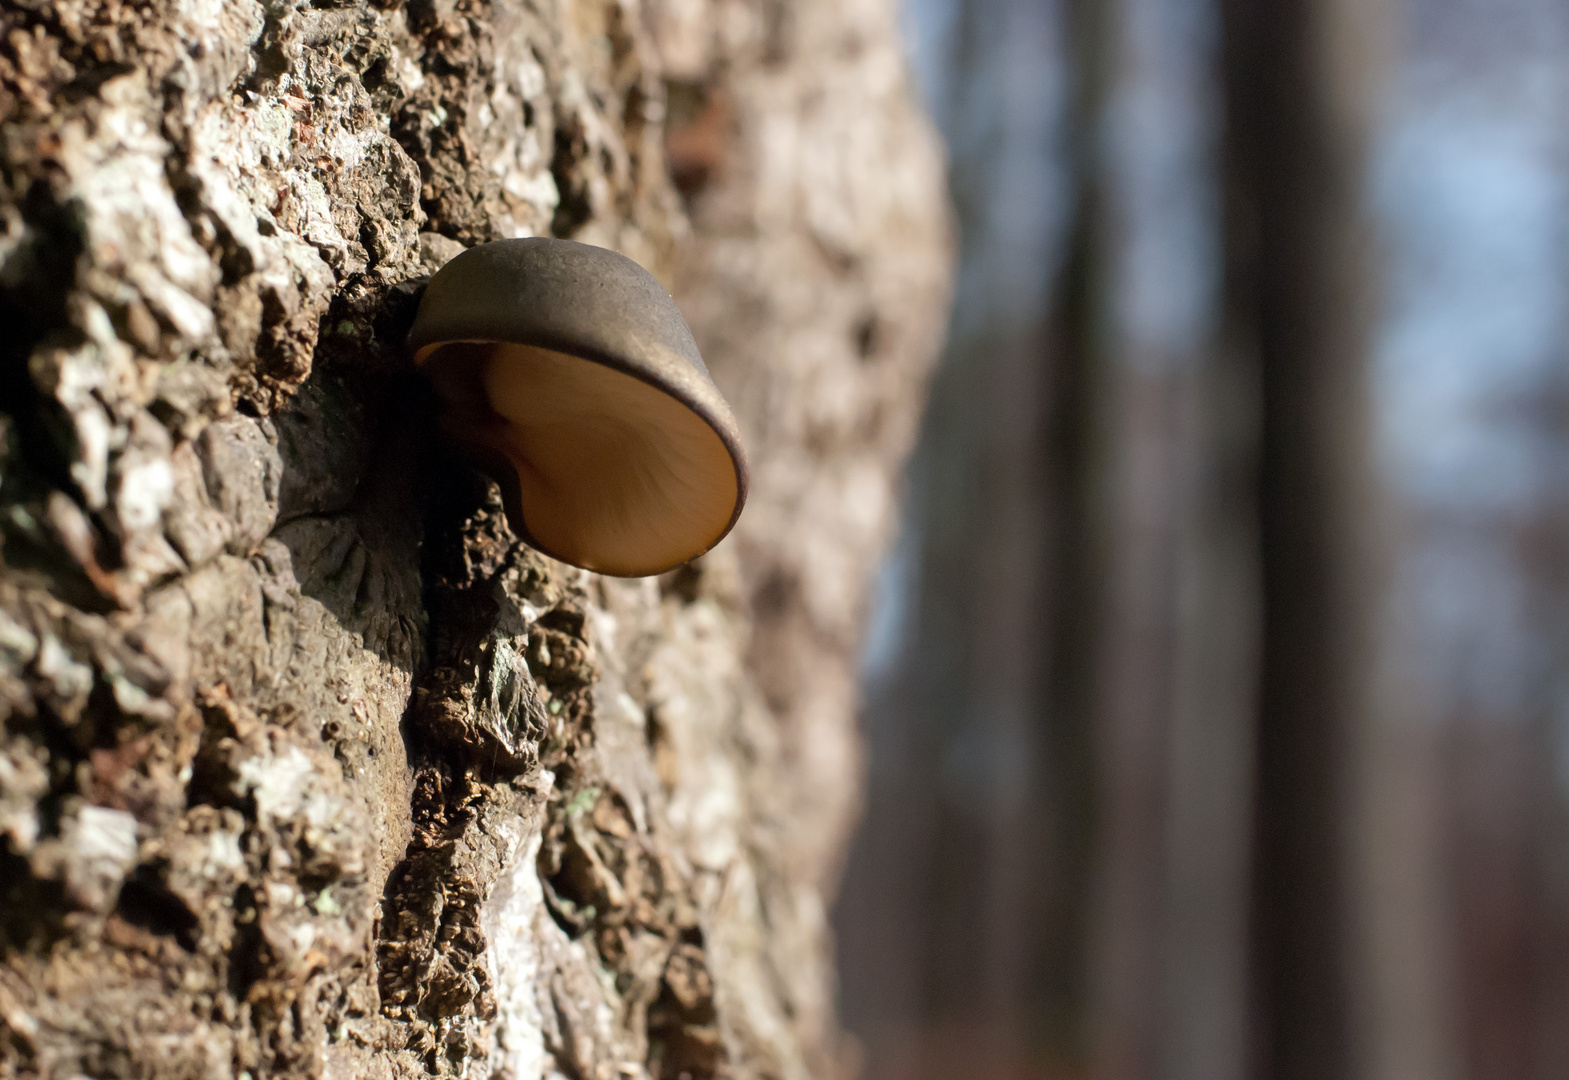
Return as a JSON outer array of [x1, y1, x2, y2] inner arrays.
[[0, 0, 950, 1077]]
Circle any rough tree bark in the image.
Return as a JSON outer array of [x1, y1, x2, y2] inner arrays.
[[0, 0, 950, 1076]]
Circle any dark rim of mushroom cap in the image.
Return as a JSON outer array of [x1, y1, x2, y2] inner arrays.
[[407, 237, 749, 574]]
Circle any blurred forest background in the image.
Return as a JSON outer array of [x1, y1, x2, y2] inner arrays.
[[834, 0, 1569, 1079]]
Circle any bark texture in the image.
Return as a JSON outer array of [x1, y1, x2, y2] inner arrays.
[[0, 0, 951, 1076]]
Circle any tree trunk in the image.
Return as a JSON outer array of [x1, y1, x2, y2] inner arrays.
[[1226, 1, 1458, 1078], [0, 0, 950, 1076]]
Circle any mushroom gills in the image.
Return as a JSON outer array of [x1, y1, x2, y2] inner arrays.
[[431, 341, 738, 577]]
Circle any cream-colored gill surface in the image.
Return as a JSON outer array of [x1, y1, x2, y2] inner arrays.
[[481, 343, 739, 576]]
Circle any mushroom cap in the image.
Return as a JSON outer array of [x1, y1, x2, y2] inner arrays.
[[408, 237, 748, 577]]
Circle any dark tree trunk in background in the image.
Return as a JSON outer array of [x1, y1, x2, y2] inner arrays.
[[1230, 0, 1364, 1069], [1230, 1, 1457, 1078], [0, 1, 950, 1076]]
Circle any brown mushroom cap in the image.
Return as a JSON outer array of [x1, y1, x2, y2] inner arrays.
[[407, 237, 748, 577]]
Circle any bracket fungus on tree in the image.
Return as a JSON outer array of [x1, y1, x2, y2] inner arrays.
[[408, 238, 749, 577]]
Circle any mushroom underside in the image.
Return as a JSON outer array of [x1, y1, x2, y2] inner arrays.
[[424, 341, 739, 576]]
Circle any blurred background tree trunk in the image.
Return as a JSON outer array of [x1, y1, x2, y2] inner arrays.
[[1229, 1, 1460, 1078], [0, 0, 950, 1076]]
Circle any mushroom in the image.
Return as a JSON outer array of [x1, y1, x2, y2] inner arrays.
[[407, 237, 748, 577]]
